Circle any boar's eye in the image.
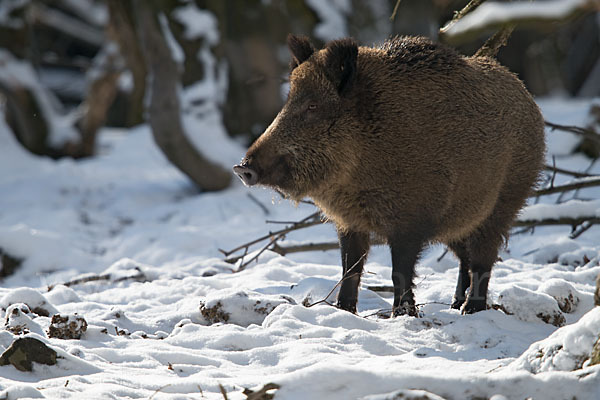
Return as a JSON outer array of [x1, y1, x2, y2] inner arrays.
[[307, 104, 317, 111]]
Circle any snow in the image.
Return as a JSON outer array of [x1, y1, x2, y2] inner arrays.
[[444, 0, 592, 38], [306, 0, 352, 41], [159, 13, 185, 65], [510, 307, 600, 373], [519, 199, 600, 221], [0, 0, 28, 29], [0, 50, 79, 147], [2, 56, 600, 398], [171, 2, 219, 45]]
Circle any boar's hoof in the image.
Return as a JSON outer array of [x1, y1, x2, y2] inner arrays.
[[336, 300, 357, 314], [392, 302, 418, 318], [461, 299, 487, 314], [233, 165, 258, 186], [450, 297, 465, 310]]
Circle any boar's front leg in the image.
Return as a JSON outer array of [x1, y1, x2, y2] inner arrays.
[[336, 230, 370, 313], [389, 230, 427, 317]]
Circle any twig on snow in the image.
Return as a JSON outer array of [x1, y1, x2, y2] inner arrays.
[[219, 384, 229, 400], [545, 120, 600, 145], [305, 253, 367, 308], [220, 212, 321, 259], [544, 164, 595, 178], [47, 268, 146, 291], [271, 241, 339, 256], [534, 177, 600, 196]]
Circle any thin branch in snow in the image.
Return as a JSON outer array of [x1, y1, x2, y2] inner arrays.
[[47, 268, 146, 291], [271, 241, 339, 256], [440, 0, 487, 36], [218, 384, 229, 400], [362, 308, 393, 319], [535, 177, 600, 196], [149, 384, 173, 400], [544, 164, 595, 178], [220, 212, 321, 258], [305, 253, 367, 309], [514, 216, 600, 228], [545, 120, 600, 145], [437, 248, 449, 262], [235, 234, 282, 272]]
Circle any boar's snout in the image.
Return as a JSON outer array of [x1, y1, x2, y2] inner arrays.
[[233, 163, 259, 186]]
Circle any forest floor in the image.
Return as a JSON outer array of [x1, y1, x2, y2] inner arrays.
[[1, 98, 599, 399]]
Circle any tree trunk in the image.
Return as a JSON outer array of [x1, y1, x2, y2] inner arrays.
[[75, 48, 121, 157], [134, 0, 231, 191], [106, 0, 146, 127]]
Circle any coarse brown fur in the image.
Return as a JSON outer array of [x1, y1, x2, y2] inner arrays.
[[234, 35, 546, 316]]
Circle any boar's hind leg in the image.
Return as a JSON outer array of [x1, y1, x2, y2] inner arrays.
[[389, 230, 427, 317], [336, 230, 370, 313], [449, 240, 471, 310]]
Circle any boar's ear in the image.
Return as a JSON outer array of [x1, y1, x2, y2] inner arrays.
[[287, 34, 315, 71], [324, 38, 358, 95]]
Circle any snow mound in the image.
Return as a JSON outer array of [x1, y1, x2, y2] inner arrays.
[[3, 304, 45, 336], [0, 288, 58, 317], [538, 279, 581, 313], [533, 236, 599, 266], [0, 385, 44, 400], [200, 289, 295, 326], [495, 286, 565, 327], [510, 307, 600, 373]]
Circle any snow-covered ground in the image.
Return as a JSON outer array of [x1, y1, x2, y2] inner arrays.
[[1, 97, 600, 399]]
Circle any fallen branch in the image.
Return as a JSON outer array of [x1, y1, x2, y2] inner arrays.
[[513, 216, 600, 228], [534, 177, 600, 196], [439, 0, 596, 45], [240, 213, 600, 259], [544, 164, 595, 178], [271, 241, 339, 256], [545, 120, 600, 145], [47, 269, 146, 291], [220, 212, 321, 258]]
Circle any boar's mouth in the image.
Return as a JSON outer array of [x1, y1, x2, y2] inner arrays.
[[233, 154, 295, 194]]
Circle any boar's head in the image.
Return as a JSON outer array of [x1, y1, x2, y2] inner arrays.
[[233, 34, 360, 200]]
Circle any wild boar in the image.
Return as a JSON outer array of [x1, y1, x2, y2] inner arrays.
[[233, 34, 545, 316]]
